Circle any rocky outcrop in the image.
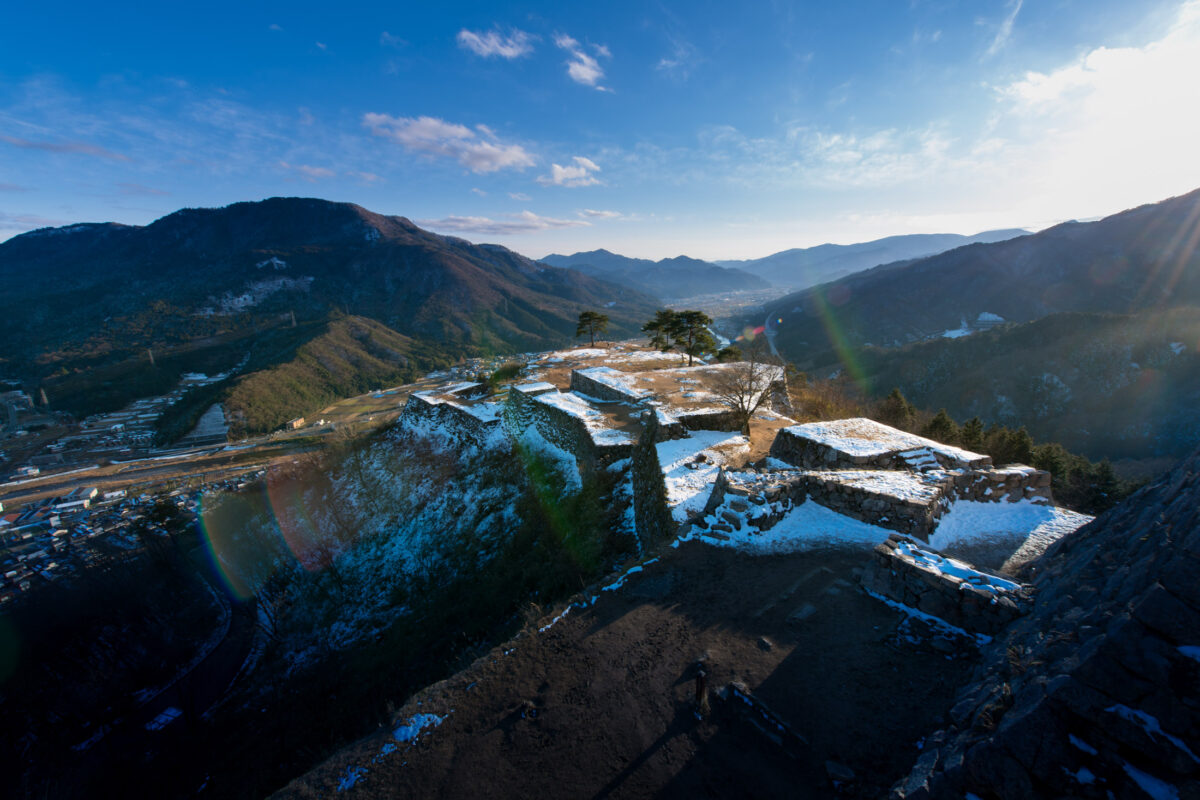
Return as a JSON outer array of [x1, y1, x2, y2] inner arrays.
[[894, 445, 1200, 799]]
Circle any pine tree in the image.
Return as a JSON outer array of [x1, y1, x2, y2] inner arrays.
[[642, 310, 677, 352], [922, 409, 959, 444], [876, 387, 916, 430], [575, 311, 609, 347], [669, 310, 718, 366], [960, 416, 984, 451]]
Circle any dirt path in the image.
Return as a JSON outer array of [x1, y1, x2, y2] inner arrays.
[[279, 541, 979, 799]]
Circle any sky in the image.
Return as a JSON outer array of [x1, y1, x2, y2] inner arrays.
[[2, 0, 1200, 260]]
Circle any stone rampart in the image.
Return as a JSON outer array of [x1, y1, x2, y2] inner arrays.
[[505, 386, 633, 471], [569, 367, 648, 404], [861, 534, 1031, 637], [399, 392, 501, 445]]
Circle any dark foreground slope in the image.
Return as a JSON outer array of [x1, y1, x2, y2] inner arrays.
[[896, 445, 1200, 799], [277, 544, 979, 800]]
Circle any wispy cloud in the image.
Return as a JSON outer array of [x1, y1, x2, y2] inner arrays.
[[986, 0, 1023, 57], [269, 23, 283, 32], [418, 210, 589, 235], [380, 31, 405, 48], [0, 210, 70, 232], [278, 161, 336, 180], [117, 182, 169, 196], [0, 134, 129, 161], [579, 208, 621, 219], [457, 27, 535, 59], [363, 114, 535, 173], [554, 33, 611, 90], [315, 41, 328, 51], [657, 36, 701, 80], [0, 183, 31, 192], [538, 155, 601, 187], [470, 187, 487, 196], [348, 171, 383, 183], [509, 191, 531, 201]]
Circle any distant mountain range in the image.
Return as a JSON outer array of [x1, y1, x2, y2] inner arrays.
[[762, 188, 1200, 458], [717, 229, 1029, 288], [0, 198, 658, 434], [539, 249, 770, 299]]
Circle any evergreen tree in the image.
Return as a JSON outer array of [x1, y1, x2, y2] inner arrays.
[[716, 345, 742, 362], [922, 408, 959, 444], [575, 311, 609, 347], [668, 310, 718, 366], [876, 387, 916, 430], [1011, 426, 1034, 464], [960, 416, 984, 452], [641, 310, 677, 352]]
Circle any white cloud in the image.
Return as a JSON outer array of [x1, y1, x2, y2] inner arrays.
[[554, 32, 610, 90], [362, 113, 536, 173], [349, 171, 383, 183], [657, 36, 701, 80], [278, 161, 335, 180], [268, 23, 283, 32], [315, 42, 328, 51], [380, 31, 405, 48], [579, 209, 621, 219], [537, 155, 601, 187], [418, 210, 589, 235], [509, 191, 531, 201], [987, 0, 1200, 212], [986, 0, 1023, 57], [457, 27, 535, 59], [471, 187, 487, 196]]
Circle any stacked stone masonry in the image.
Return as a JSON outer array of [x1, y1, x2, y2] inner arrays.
[[861, 534, 1031, 636]]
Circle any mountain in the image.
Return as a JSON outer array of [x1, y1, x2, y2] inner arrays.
[[766, 188, 1200, 357], [761, 188, 1200, 459], [540, 249, 770, 298], [718, 229, 1028, 288], [0, 198, 658, 429], [853, 309, 1200, 459]]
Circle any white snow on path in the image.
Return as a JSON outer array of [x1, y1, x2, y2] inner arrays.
[[656, 431, 749, 521], [680, 499, 891, 554], [928, 500, 1092, 566]]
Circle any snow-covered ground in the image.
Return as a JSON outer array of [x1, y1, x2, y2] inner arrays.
[[656, 430, 749, 521], [928, 499, 1092, 571], [783, 418, 986, 465], [679, 499, 891, 554]]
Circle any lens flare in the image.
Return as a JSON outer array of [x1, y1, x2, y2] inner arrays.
[[811, 286, 869, 391]]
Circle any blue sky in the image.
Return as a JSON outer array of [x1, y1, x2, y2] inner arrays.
[[2, 0, 1199, 259]]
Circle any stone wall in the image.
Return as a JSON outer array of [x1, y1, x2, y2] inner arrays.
[[795, 472, 949, 538], [947, 466, 1053, 505], [504, 386, 633, 472], [631, 412, 675, 547], [569, 367, 646, 404], [677, 409, 741, 432], [894, 445, 1200, 800], [399, 392, 500, 445], [861, 534, 1031, 637]]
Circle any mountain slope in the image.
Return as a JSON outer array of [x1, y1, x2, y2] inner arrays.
[[765, 189, 1200, 358], [541, 249, 770, 298], [853, 309, 1200, 458], [718, 229, 1028, 288], [0, 198, 658, 422]]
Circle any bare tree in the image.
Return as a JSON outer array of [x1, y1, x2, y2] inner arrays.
[[711, 341, 783, 436]]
